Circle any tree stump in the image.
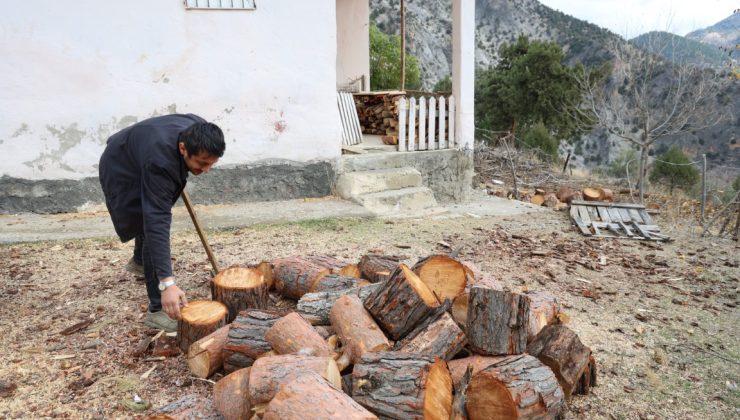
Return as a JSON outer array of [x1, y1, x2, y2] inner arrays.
[[223, 309, 282, 373], [450, 277, 503, 329], [397, 312, 466, 361], [351, 351, 453, 420], [311, 274, 370, 293], [297, 283, 381, 325], [447, 355, 507, 388], [466, 287, 529, 355], [358, 254, 399, 283], [177, 300, 228, 353], [248, 354, 341, 409], [465, 354, 565, 420], [187, 325, 229, 379], [364, 264, 440, 340], [582, 187, 601, 201], [527, 324, 592, 400], [412, 255, 468, 303], [213, 367, 251, 420], [272, 257, 331, 299], [212, 266, 269, 322], [329, 295, 391, 366], [263, 371, 377, 420], [265, 312, 334, 357], [525, 291, 561, 342]]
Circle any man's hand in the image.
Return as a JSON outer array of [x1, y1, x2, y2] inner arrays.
[[161, 282, 188, 320]]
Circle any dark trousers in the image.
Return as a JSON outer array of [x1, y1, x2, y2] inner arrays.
[[135, 234, 162, 312]]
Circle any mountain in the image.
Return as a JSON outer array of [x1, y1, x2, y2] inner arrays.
[[631, 31, 732, 68], [686, 12, 740, 50]]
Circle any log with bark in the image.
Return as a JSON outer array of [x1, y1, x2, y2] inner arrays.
[[272, 257, 331, 299], [211, 266, 269, 322], [248, 354, 342, 410], [187, 325, 229, 379], [358, 254, 399, 283], [338, 263, 362, 278], [530, 194, 545, 206], [296, 283, 381, 325], [447, 355, 507, 388], [223, 309, 282, 373], [466, 288, 529, 355], [396, 312, 466, 361], [527, 324, 592, 400], [556, 186, 580, 204], [412, 255, 468, 302], [582, 187, 602, 201], [351, 351, 453, 420], [311, 274, 370, 292], [263, 371, 378, 420], [450, 277, 503, 329], [251, 261, 274, 289], [525, 291, 561, 342], [363, 264, 441, 340], [574, 354, 598, 396], [465, 354, 565, 420], [213, 367, 251, 420], [177, 300, 228, 353], [265, 312, 334, 357], [329, 295, 391, 366]]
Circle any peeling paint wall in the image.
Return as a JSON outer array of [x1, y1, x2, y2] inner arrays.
[[0, 0, 342, 180]]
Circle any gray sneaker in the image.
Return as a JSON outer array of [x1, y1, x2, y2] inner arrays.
[[144, 311, 178, 332], [125, 257, 145, 277]]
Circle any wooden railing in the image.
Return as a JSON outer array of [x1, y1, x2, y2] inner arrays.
[[397, 95, 455, 152]]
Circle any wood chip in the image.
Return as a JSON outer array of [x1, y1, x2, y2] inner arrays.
[[140, 365, 156, 380], [51, 354, 77, 360], [59, 318, 94, 336]]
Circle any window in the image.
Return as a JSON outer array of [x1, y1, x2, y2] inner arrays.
[[185, 0, 256, 10]]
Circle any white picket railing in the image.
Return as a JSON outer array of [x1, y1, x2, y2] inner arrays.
[[397, 95, 455, 152]]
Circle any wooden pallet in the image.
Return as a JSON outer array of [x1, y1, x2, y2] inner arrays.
[[569, 200, 669, 241]]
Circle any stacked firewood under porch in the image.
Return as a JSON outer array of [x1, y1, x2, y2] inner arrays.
[[169, 254, 597, 419]]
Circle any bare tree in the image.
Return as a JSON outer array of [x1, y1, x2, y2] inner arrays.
[[574, 36, 727, 203]]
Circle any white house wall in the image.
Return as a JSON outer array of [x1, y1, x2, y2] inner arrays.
[[336, 0, 370, 91], [0, 0, 342, 181]]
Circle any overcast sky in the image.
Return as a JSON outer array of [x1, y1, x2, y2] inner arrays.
[[538, 0, 738, 37]]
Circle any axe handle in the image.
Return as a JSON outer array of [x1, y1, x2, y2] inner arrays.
[[181, 190, 220, 274]]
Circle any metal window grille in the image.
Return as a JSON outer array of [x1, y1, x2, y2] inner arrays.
[[185, 0, 256, 10]]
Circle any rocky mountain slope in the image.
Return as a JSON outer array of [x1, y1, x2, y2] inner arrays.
[[686, 12, 740, 50]]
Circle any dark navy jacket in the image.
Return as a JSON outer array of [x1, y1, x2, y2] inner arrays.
[[99, 114, 205, 279]]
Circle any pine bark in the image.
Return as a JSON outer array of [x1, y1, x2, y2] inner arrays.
[[263, 371, 377, 420], [272, 257, 332, 299], [465, 354, 565, 420], [447, 355, 507, 388], [450, 277, 503, 329], [466, 288, 529, 355], [397, 312, 466, 361], [363, 264, 440, 340], [265, 312, 334, 357], [351, 351, 453, 420], [358, 254, 399, 283], [574, 354, 598, 396], [412, 255, 468, 302], [187, 325, 229, 379], [525, 291, 561, 342], [311, 274, 370, 292], [223, 309, 282, 373], [296, 283, 381, 325], [526, 325, 591, 400], [329, 295, 391, 366], [248, 354, 341, 408], [212, 266, 270, 322], [177, 300, 228, 353], [213, 367, 251, 420]]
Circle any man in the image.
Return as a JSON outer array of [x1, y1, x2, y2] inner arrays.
[[99, 114, 225, 332]]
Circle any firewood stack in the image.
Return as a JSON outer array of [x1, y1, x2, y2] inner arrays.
[[353, 92, 405, 144], [164, 253, 597, 419]]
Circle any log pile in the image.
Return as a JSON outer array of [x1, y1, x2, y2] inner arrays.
[[161, 255, 597, 419], [353, 92, 405, 144]]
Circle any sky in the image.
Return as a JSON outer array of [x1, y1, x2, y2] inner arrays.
[[538, 0, 738, 38]]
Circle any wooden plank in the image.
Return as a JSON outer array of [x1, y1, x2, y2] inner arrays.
[[570, 200, 647, 210], [570, 206, 592, 236], [407, 97, 417, 151], [418, 97, 427, 151], [341, 145, 367, 155], [639, 209, 654, 225], [608, 207, 622, 222], [438, 96, 447, 149], [597, 207, 611, 223], [617, 221, 634, 237], [618, 208, 632, 222], [428, 97, 436, 149], [628, 209, 644, 224], [447, 95, 455, 148], [631, 221, 652, 239], [398, 97, 407, 152], [576, 205, 591, 223], [586, 206, 599, 222], [591, 223, 602, 236]]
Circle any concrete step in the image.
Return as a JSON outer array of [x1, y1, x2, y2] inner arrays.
[[355, 186, 438, 215], [336, 167, 422, 198]]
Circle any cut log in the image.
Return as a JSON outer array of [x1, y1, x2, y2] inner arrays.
[[574, 354, 598, 396], [211, 266, 269, 322], [582, 187, 601, 201], [263, 371, 378, 420], [466, 288, 529, 355], [527, 324, 592, 400], [187, 325, 229, 379], [450, 277, 503, 329], [447, 355, 507, 388], [397, 312, 466, 361], [351, 351, 452, 420], [556, 186, 579, 204], [265, 312, 334, 357], [358, 254, 399, 283], [329, 295, 391, 366], [530, 194, 545, 206], [450, 365, 473, 420], [297, 283, 381, 325], [272, 257, 331, 299], [599, 188, 614, 201], [363, 264, 441, 340], [338, 263, 362, 278], [248, 354, 341, 408], [525, 291, 561, 342], [412, 255, 468, 302], [465, 354, 565, 420], [251, 261, 274, 289], [311, 274, 370, 292], [177, 300, 228, 353], [213, 367, 251, 420], [223, 309, 282, 373], [543, 193, 560, 208]]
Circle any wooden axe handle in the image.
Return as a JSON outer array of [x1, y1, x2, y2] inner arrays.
[[181, 190, 220, 274]]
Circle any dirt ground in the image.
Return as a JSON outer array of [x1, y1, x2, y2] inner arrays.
[[0, 206, 738, 419]]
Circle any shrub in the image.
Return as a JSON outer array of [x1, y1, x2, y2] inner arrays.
[[517, 122, 559, 160], [649, 146, 699, 193]]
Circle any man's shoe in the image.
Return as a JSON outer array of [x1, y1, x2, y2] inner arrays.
[[144, 311, 177, 332], [125, 257, 145, 277]]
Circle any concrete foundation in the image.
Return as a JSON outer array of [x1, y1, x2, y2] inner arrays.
[[0, 161, 335, 214]]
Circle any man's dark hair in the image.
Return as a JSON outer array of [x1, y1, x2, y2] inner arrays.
[[180, 122, 225, 158]]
